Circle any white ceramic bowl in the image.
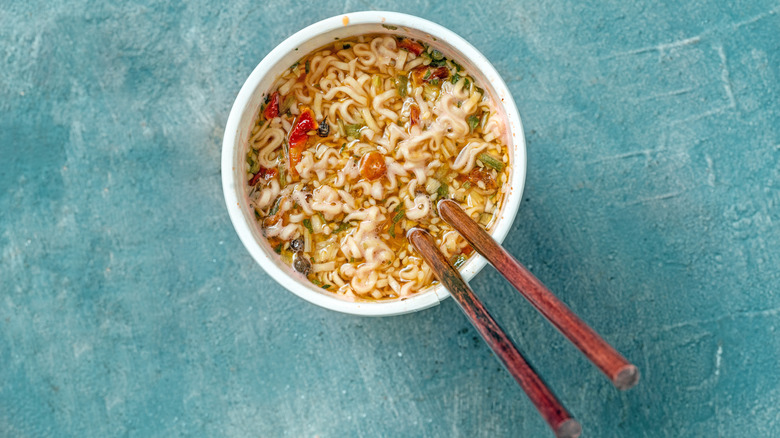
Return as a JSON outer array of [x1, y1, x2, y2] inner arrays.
[[222, 11, 526, 316]]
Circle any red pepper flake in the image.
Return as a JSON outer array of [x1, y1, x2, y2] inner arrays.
[[249, 166, 278, 186], [398, 38, 425, 56], [428, 66, 449, 81], [409, 103, 420, 127], [412, 66, 427, 84], [263, 92, 279, 120], [412, 65, 449, 85], [359, 151, 387, 181], [465, 167, 497, 191], [288, 107, 316, 177]]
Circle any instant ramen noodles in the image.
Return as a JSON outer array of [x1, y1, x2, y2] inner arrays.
[[247, 34, 510, 300]]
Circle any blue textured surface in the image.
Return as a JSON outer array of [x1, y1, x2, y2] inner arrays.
[[2, 1, 779, 437]]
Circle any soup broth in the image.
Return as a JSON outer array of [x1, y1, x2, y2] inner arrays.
[[246, 34, 510, 300]]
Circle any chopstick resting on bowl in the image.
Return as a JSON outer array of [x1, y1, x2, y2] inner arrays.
[[437, 199, 640, 390], [408, 228, 582, 438]]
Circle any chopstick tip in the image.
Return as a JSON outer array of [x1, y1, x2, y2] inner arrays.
[[615, 365, 640, 390], [436, 198, 455, 215], [555, 419, 582, 438], [406, 227, 425, 240]]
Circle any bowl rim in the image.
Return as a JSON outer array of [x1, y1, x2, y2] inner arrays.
[[222, 11, 527, 316]]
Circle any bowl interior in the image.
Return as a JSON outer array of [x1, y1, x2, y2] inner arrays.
[[223, 12, 526, 316]]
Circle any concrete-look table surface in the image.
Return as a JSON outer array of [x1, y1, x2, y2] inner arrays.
[[2, 1, 778, 437]]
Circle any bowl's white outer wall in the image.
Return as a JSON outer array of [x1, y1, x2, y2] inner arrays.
[[222, 11, 527, 316]]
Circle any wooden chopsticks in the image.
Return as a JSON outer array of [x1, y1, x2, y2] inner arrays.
[[408, 229, 582, 438], [437, 199, 639, 390]]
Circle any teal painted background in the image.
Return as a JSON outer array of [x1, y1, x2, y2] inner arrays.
[[2, 1, 779, 437]]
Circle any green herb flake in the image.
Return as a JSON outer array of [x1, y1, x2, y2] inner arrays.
[[279, 95, 295, 114], [305, 60, 311, 74], [436, 181, 449, 199], [467, 115, 480, 133], [464, 78, 471, 89], [332, 222, 352, 233], [268, 197, 281, 216], [429, 58, 446, 67], [388, 206, 405, 238], [343, 43, 351, 49], [321, 284, 331, 289], [396, 75, 408, 98], [422, 69, 432, 81], [463, 181, 472, 189], [451, 73, 461, 84], [278, 166, 288, 189], [310, 278, 323, 286], [345, 123, 363, 139], [392, 207, 405, 223], [430, 50, 444, 61], [303, 218, 314, 233], [349, 257, 355, 263], [274, 243, 282, 254], [247, 154, 260, 174], [477, 153, 505, 172], [382, 24, 398, 30], [289, 61, 299, 71]]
